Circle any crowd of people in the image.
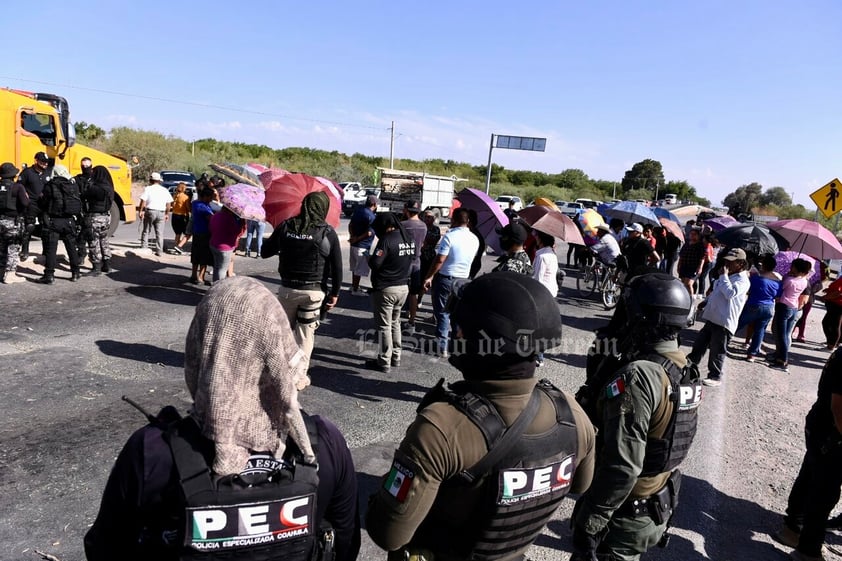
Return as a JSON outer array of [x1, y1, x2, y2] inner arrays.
[[3, 168, 841, 560]]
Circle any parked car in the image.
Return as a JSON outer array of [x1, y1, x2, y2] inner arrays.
[[559, 201, 584, 217], [495, 195, 523, 212], [161, 170, 197, 198], [343, 187, 381, 217]]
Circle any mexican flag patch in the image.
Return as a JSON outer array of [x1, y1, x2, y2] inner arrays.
[[384, 460, 414, 502], [605, 376, 626, 398]]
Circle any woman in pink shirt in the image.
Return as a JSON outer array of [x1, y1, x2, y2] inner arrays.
[[769, 258, 812, 371], [209, 207, 246, 283]]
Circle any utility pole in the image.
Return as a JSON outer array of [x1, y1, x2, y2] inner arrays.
[[485, 133, 495, 194], [389, 121, 395, 169]]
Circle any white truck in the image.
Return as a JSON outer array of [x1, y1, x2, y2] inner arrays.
[[375, 167, 462, 219]]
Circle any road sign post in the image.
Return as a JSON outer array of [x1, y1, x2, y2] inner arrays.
[[484, 134, 547, 194], [810, 178, 842, 219]]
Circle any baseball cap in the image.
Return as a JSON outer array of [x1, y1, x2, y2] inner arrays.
[[150, 172, 163, 182], [0, 162, 19, 178], [721, 248, 747, 261], [404, 200, 421, 213], [498, 222, 529, 245], [365, 194, 378, 207], [34, 151, 49, 162], [625, 223, 644, 233]]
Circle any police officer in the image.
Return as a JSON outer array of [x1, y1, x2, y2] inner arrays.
[[261, 191, 343, 366], [36, 165, 82, 284], [367, 271, 596, 561], [572, 273, 700, 561], [83, 165, 115, 276], [775, 348, 842, 561], [74, 157, 94, 262], [0, 163, 30, 284], [17, 151, 50, 260], [84, 277, 361, 561]]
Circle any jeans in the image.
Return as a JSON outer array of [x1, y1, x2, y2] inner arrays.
[[688, 320, 731, 380], [210, 247, 233, 282], [773, 303, 799, 364], [371, 285, 409, 365], [277, 286, 325, 361], [245, 220, 266, 255], [736, 303, 774, 357], [432, 274, 457, 354], [140, 209, 165, 255]]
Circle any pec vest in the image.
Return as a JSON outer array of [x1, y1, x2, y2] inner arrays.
[[0, 180, 18, 216], [45, 177, 83, 217], [414, 379, 580, 560], [154, 414, 325, 561]]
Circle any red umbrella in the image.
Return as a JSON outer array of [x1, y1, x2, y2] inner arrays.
[[519, 206, 585, 245], [767, 219, 842, 260], [261, 172, 342, 228]]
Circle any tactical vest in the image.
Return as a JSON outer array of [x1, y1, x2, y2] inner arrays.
[[278, 223, 332, 287], [85, 181, 113, 213], [0, 180, 17, 216], [413, 379, 580, 560], [161, 415, 324, 561], [633, 354, 702, 476], [46, 177, 83, 217]]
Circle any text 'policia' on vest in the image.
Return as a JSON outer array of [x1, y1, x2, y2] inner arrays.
[[277, 223, 332, 288]]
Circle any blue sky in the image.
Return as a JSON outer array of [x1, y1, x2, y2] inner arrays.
[[2, 0, 840, 206]]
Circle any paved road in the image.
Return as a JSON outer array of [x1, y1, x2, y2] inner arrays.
[[1, 219, 841, 560]]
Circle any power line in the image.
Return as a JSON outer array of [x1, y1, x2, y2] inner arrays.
[[0, 76, 389, 131]]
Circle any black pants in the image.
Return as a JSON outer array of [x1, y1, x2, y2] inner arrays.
[[784, 442, 842, 556], [42, 217, 80, 275], [823, 302, 842, 348]]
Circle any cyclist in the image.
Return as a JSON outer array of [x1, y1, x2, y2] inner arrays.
[[592, 223, 621, 267]]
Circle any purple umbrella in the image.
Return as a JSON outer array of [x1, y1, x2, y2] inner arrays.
[[218, 183, 266, 221], [456, 188, 510, 254], [704, 215, 739, 232], [774, 251, 821, 286]]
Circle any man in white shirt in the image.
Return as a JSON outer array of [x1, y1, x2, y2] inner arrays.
[[686, 247, 750, 387], [138, 172, 173, 256], [592, 224, 621, 265], [423, 208, 479, 357]]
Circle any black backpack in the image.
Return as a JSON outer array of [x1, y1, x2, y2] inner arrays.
[[0, 180, 16, 214], [46, 176, 83, 217]]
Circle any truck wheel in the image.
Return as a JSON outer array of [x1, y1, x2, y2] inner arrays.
[[108, 201, 120, 237]]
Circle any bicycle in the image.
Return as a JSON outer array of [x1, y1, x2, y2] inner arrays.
[[576, 258, 625, 309]]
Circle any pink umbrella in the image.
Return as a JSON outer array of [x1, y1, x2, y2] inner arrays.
[[456, 188, 509, 254], [767, 219, 842, 260], [774, 251, 821, 286], [518, 205, 585, 245], [218, 183, 266, 221]]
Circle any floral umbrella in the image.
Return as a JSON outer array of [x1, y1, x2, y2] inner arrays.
[[218, 183, 266, 221], [774, 251, 821, 286], [704, 215, 739, 232], [577, 208, 605, 234]]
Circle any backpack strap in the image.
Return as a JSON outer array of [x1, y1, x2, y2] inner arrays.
[[164, 416, 215, 501]]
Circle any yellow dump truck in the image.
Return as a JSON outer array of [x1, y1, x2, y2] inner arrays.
[[0, 87, 135, 233]]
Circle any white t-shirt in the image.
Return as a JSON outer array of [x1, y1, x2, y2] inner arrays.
[[436, 226, 480, 279], [592, 234, 621, 264], [140, 183, 174, 211], [532, 246, 559, 297]]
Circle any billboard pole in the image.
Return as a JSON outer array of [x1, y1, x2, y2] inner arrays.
[[485, 133, 495, 194]]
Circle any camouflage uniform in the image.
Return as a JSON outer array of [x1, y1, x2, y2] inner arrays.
[[0, 171, 29, 282], [87, 213, 112, 266], [0, 217, 22, 274], [492, 249, 534, 275]]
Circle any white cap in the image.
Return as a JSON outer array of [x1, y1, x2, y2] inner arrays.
[[625, 222, 644, 233], [150, 172, 163, 182]]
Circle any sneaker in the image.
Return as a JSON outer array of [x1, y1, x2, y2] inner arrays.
[[702, 377, 722, 387], [364, 359, 390, 373], [3, 272, 25, 284], [774, 525, 800, 548], [391, 358, 401, 368], [171, 246, 184, 255]]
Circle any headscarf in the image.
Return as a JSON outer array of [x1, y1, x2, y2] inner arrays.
[[184, 277, 314, 475], [91, 165, 114, 188], [372, 211, 410, 244], [288, 191, 329, 235], [50, 164, 72, 180]]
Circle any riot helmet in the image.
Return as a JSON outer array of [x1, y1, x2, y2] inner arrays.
[[623, 272, 692, 329]]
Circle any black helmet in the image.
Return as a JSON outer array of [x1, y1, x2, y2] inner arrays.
[[624, 273, 692, 328], [451, 271, 561, 355]]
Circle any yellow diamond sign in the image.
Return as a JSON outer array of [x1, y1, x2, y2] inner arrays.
[[810, 178, 842, 219]]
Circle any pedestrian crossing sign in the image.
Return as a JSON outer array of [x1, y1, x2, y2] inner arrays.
[[810, 178, 842, 219]]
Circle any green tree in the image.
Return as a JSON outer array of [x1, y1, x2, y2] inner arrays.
[[75, 121, 106, 143], [722, 183, 763, 215], [620, 159, 665, 196], [759, 186, 792, 207]]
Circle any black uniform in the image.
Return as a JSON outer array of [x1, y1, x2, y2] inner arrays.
[[262, 222, 342, 297], [781, 348, 842, 558], [84, 413, 361, 561], [17, 165, 48, 258], [369, 229, 413, 290], [38, 175, 81, 282], [74, 170, 94, 259]]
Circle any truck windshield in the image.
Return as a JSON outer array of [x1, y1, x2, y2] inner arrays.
[[21, 112, 57, 146]]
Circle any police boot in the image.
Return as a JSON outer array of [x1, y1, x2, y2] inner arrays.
[[87, 263, 102, 277], [71, 269, 81, 282], [101, 259, 111, 273], [36, 273, 55, 285], [19, 238, 30, 261], [3, 269, 25, 284]]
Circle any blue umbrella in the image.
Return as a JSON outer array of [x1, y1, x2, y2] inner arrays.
[[596, 202, 617, 220], [652, 207, 680, 223], [603, 201, 660, 226]]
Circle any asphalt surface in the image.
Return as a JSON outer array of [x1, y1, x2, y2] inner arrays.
[[1, 218, 841, 561]]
